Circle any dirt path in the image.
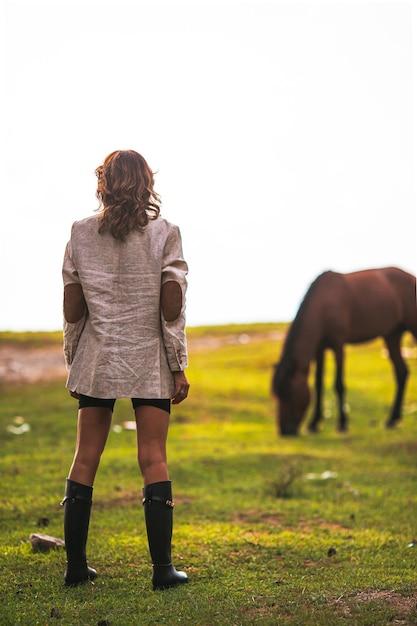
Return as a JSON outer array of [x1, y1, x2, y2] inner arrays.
[[0, 344, 67, 384], [0, 329, 284, 385]]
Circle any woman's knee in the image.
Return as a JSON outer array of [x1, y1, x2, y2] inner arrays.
[[137, 449, 167, 475], [138, 458, 169, 484], [69, 454, 101, 486], [74, 446, 102, 472]]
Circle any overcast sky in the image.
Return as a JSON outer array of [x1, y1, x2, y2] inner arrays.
[[1, 0, 416, 330]]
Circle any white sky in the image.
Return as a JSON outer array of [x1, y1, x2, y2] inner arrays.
[[1, 0, 416, 330]]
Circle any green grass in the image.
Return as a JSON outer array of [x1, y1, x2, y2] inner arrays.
[[1, 325, 417, 625], [0, 331, 63, 346]]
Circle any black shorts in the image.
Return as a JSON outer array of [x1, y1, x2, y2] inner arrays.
[[78, 394, 171, 414]]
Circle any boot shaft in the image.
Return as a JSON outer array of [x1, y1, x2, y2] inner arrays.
[[61, 478, 93, 506], [142, 481, 174, 566], [142, 480, 188, 589], [62, 479, 93, 562], [142, 480, 174, 509]]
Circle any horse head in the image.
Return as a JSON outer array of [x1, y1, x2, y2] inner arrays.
[[272, 360, 310, 436]]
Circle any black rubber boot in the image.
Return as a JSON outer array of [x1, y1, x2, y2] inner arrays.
[[61, 478, 97, 586], [142, 481, 188, 590]]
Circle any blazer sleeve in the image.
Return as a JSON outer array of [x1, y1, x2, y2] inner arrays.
[[161, 225, 189, 371], [62, 239, 88, 370]]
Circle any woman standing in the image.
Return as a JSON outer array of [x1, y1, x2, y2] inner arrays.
[[61, 150, 190, 590]]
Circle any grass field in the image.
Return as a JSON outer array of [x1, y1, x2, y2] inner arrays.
[[1, 324, 417, 625]]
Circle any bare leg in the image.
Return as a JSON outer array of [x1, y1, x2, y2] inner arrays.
[[134, 405, 170, 485], [62, 406, 111, 586], [68, 407, 113, 486], [135, 404, 187, 589]]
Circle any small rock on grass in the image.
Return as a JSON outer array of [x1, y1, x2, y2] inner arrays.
[[29, 533, 64, 552]]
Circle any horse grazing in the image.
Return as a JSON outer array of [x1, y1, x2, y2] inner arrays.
[[272, 267, 417, 436]]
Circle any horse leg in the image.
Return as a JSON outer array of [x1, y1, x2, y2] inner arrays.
[[308, 348, 325, 433], [334, 345, 347, 432], [384, 331, 408, 428]]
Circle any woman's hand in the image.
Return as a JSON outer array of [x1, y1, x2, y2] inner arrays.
[[171, 371, 190, 404]]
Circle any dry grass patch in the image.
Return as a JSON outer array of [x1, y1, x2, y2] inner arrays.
[[329, 590, 417, 620]]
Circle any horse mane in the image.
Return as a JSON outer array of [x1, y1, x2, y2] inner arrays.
[[273, 271, 333, 396]]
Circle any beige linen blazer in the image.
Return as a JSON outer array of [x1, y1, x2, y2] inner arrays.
[[62, 215, 188, 399]]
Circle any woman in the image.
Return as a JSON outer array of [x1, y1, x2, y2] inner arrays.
[[61, 150, 190, 591]]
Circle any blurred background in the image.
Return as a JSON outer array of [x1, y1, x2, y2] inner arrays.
[[2, 0, 416, 330]]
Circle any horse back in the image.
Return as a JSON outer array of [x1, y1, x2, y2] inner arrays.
[[384, 267, 417, 338], [342, 267, 417, 342]]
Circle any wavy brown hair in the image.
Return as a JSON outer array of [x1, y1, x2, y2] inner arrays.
[[95, 150, 161, 241]]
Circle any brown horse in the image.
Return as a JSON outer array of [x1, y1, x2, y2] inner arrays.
[[272, 267, 417, 436]]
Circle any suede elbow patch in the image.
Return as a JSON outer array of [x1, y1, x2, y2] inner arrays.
[[161, 281, 182, 322], [64, 283, 87, 323]]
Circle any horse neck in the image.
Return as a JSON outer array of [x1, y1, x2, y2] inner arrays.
[[286, 300, 325, 372], [294, 324, 322, 370]]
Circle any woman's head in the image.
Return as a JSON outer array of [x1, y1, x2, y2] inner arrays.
[[95, 150, 160, 240]]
